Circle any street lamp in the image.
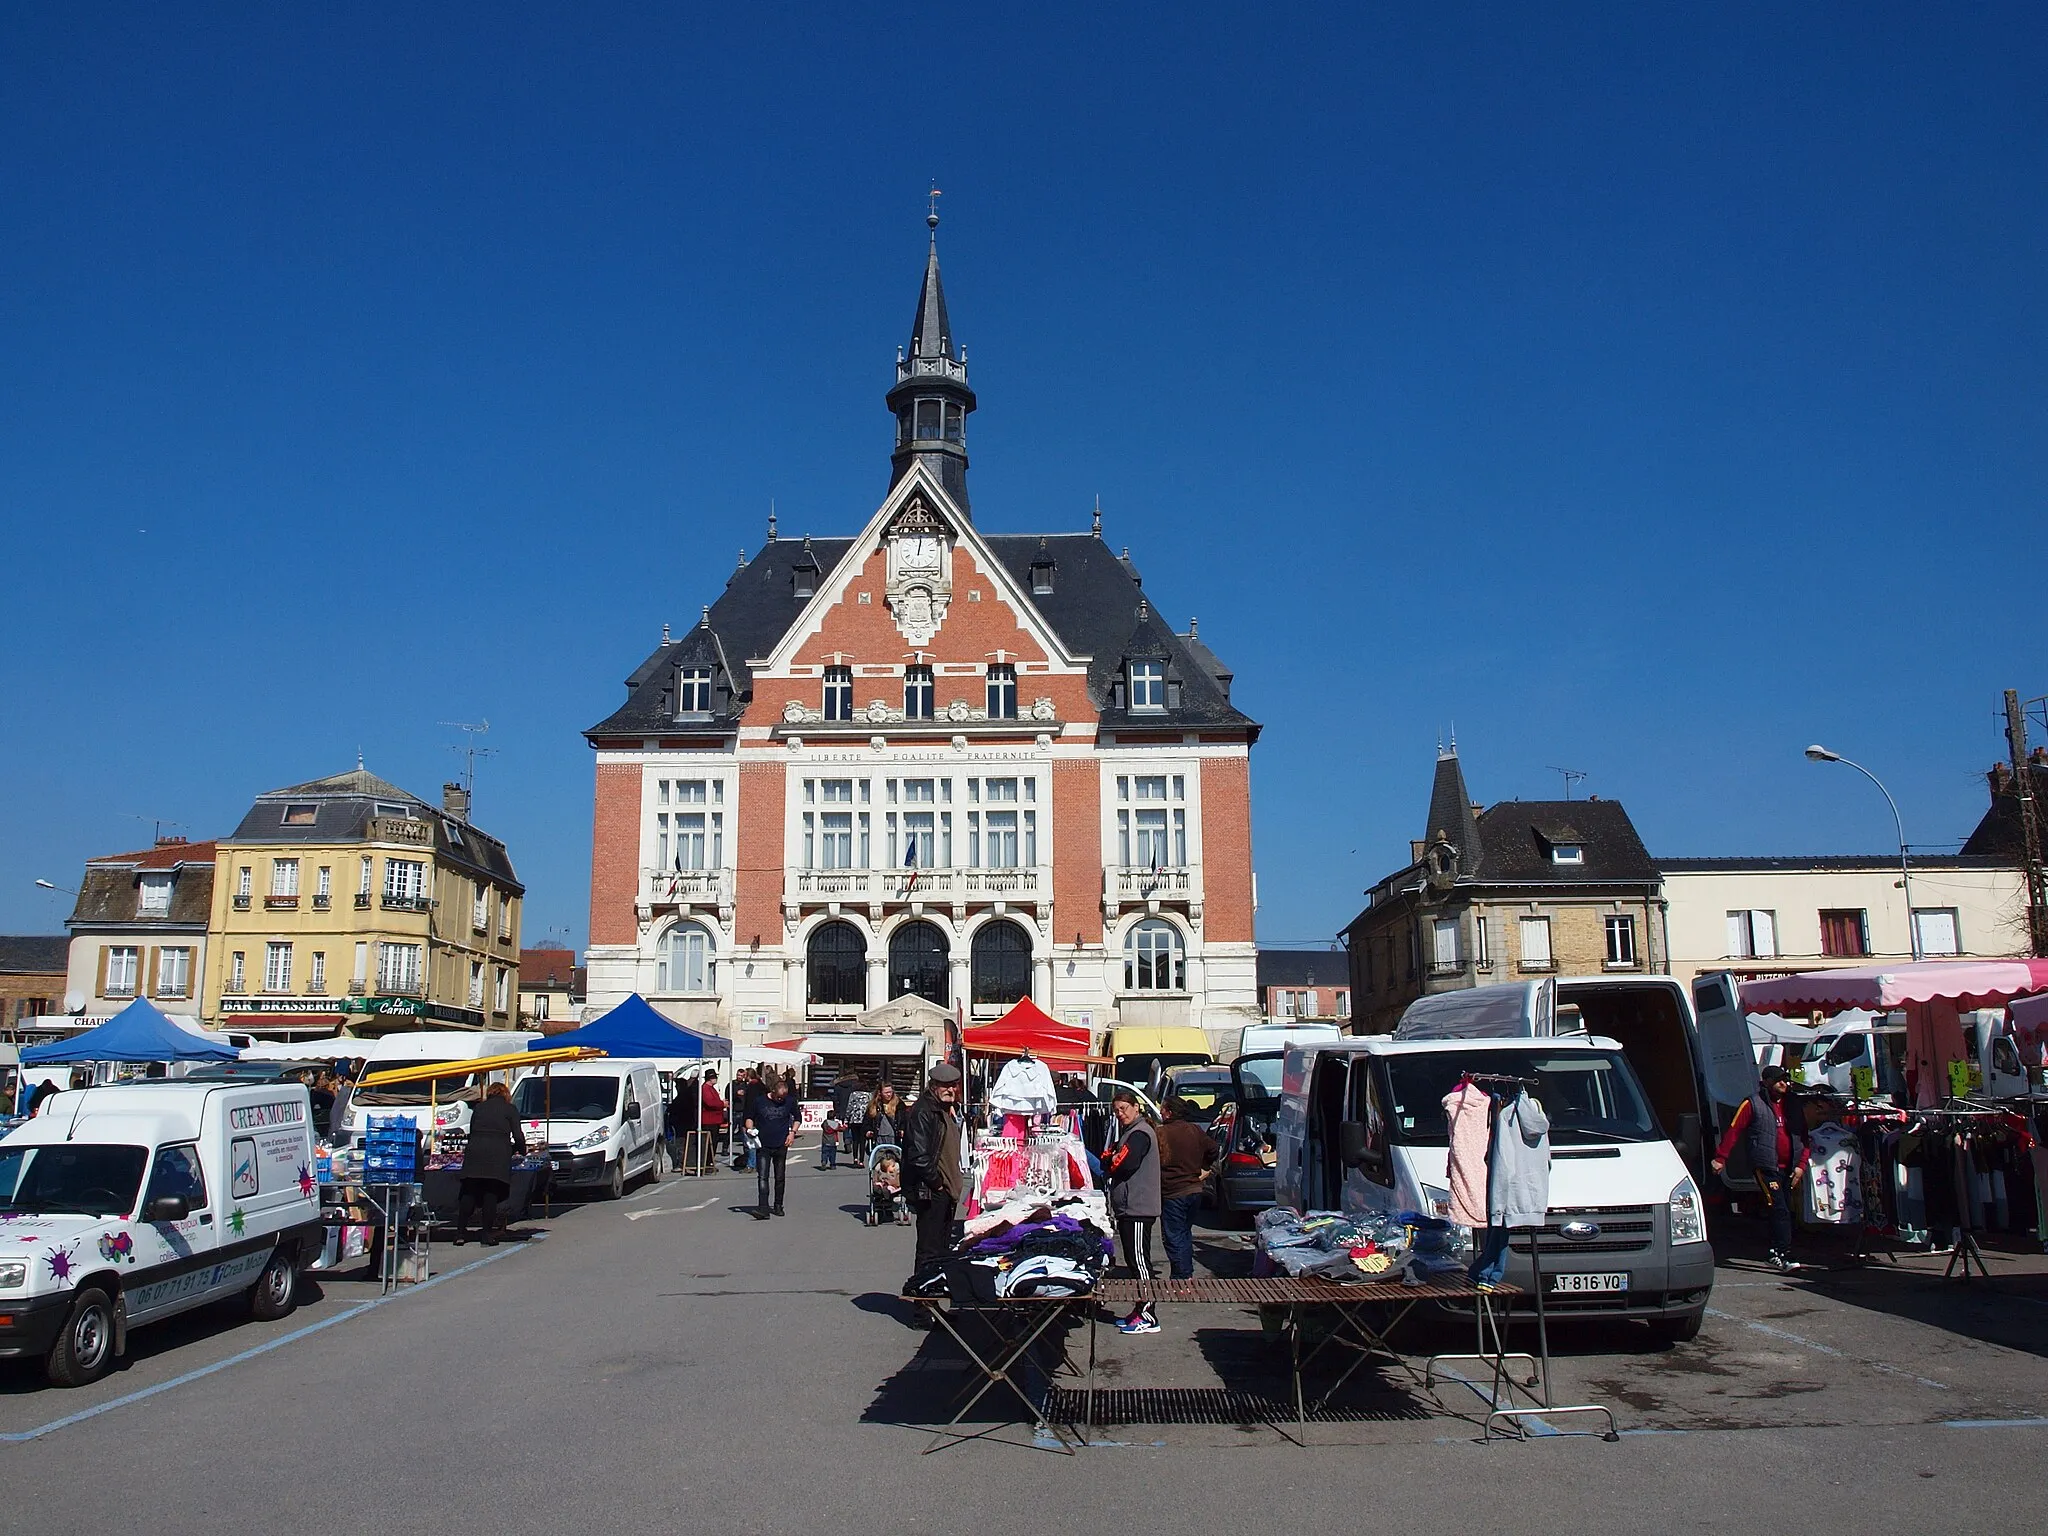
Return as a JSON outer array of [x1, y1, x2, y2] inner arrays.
[[33, 879, 76, 895], [1804, 745, 1921, 961]]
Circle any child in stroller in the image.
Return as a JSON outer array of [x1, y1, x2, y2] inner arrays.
[[867, 1144, 909, 1226]]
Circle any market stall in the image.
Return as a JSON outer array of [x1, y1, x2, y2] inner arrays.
[[19, 997, 240, 1070], [1739, 961, 2048, 1274]]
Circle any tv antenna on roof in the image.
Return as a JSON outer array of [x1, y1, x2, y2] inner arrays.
[[1547, 766, 1588, 800], [438, 720, 497, 801], [118, 812, 188, 844]]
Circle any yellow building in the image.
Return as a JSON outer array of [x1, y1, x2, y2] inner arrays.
[[204, 768, 524, 1038]]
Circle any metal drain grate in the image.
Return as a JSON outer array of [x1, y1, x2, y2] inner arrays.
[[1048, 1387, 1431, 1426]]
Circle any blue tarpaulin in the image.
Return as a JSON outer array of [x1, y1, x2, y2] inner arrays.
[[528, 993, 730, 1059], [21, 997, 241, 1065]]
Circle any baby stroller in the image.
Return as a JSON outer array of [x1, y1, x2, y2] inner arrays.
[[866, 1142, 908, 1227]]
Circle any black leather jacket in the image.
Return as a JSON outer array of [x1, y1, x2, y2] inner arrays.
[[900, 1094, 955, 1200]]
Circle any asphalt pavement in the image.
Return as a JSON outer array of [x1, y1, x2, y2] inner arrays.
[[5, 1144, 2047, 1533]]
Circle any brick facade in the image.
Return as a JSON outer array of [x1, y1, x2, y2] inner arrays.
[[588, 762, 642, 947]]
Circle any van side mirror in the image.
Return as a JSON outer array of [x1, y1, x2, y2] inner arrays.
[[146, 1195, 190, 1222], [1337, 1120, 1384, 1173], [624, 1101, 642, 1122]]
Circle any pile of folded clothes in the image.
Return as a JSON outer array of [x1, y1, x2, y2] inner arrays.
[[1252, 1207, 1468, 1285], [944, 1211, 1114, 1303]]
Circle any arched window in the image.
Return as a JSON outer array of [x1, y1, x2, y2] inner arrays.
[[658, 922, 714, 993], [888, 920, 949, 1006], [1123, 919, 1185, 992], [972, 919, 1033, 1008], [807, 920, 867, 1007]]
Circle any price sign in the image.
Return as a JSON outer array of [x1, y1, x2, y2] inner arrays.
[[1850, 1066, 1877, 1101], [1947, 1059, 1973, 1100]]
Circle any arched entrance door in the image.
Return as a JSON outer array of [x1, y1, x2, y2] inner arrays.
[[888, 920, 949, 1006], [806, 920, 867, 1007], [971, 919, 1033, 1009]]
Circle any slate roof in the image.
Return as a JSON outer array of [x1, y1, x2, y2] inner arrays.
[[224, 768, 522, 891], [586, 531, 1258, 740], [0, 936, 69, 975], [1256, 949, 1347, 990], [69, 840, 218, 928], [1961, 762, 2048, 861], [1424, 751, 1484, 877], [1473, 799, 1659, 885]]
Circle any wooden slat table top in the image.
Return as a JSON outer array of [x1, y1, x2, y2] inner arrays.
[[1096, 1276, 1520, 1306]]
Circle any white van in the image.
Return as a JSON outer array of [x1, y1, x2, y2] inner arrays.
[[510, 1059, 662, 1200], [1273, 1035, 1714, 1341], [335, 1030, 540, 1148], [0, 1080, 324, 1386], [1238, 1021, 1345, 1059]]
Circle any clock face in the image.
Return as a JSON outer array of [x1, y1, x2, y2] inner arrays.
[[898, 535, 942, 573]]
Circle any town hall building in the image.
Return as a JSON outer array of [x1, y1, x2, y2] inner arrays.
[[583, 214, 1261, 1049]]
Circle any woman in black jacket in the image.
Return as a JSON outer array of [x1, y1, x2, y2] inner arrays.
[[456, 1082, 526, 1247]]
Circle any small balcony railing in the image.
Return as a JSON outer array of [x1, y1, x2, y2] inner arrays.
[[312, 894, 331, 911], [1104, 865, 1199, 903], [232, 894, 252, 911], [265, 894, 299, 910], [783, 866, 1050, 907], [354, 892, 372, 909], [381, 893, 433, 913]]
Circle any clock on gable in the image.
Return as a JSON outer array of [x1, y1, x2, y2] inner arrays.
[[883, 495, 953, 646]]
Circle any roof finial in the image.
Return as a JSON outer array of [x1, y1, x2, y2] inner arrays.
[[1189, 615, 1199, 639], [736, 547, 747, 570], [700, 605, 711, 628], [927, 183, 941, 234], [1092, 495, 1102, 537], [1137, 596, 1149, 621], [357, 747, 364, 771], [768, 500, 778, 542], [662, 621, 671, 643]]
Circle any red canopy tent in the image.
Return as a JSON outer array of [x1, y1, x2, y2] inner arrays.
[[959, 998, 1105, 1066]]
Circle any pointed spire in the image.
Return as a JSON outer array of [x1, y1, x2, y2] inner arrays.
[[1092, 495, 1102, 537], [1425, 743, 1484, 879], [911, 191, 952, 361], [767, 500, 778, 542], [888, 198, 976, 514]]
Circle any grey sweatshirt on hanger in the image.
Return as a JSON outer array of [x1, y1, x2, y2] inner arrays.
[[1487, 1090, 1552, 1228]]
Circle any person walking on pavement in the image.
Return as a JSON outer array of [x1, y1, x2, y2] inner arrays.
[[1712, 1065, 1812, 1272], [901, 1064, 964, 1291], [1104, 1088, 1163, 1333], [745, 1074, 801, 1219], [456, 1082, 526, 1246], [699, 1072, 728, 1165], [1155, 1095, 1216, 1283]]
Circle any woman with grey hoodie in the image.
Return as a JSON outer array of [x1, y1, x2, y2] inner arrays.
[[1104, 1089, 1163, 1335]]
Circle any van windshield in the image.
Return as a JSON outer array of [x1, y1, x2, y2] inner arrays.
[[1115, 1052, 1210, 1084], [358, 1061, 480, 1104], [512, 1076, 622, 1122], [1383, 1050, 1660, 1146], [0, 1144, 150, 1217]]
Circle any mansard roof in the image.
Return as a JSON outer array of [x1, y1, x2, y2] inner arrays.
[[586, 527, 1257, 740]]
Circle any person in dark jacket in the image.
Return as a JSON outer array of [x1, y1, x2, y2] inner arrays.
[[1155, 1096, 1216, 1283], [456, 1081, 527, 1246], [1712, 1065, 1811, 1272], [1104, 1089, 1163, 1333], [900, 1064, 963, 1291], [745, 1076, 802, 1219]]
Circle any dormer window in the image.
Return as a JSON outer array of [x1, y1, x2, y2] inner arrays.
[[138, 873, 173, 916], [281, 803, 318, 826], [823, 666, 854, 722], [793, 554, 820, 599], [1551, 843, 1583, 865], [1030, 558, 1055, 595], [1129, 660, 1166, 711], [677, 668, 713, 715]]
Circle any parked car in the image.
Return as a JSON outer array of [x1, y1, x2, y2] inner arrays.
[[1153, 1065, 1236, 1126], [511, 1059, 663, 1199], [1206, 1051, 1284, 1221]]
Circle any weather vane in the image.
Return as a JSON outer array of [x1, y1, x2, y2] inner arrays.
[[927, 183, 942, 229]]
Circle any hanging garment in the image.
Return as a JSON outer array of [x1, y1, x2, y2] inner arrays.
[[1802, 1122, 1863, 1225], [989, 1057, 1059, 1117], [1442, 1080, 1492, 1228], [1487, 1090, 1552, 1229]]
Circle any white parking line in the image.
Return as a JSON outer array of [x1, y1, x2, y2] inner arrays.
[[625, 1196, 720, 1222], [0, 1239, 541, 1444], [1704, 1307, 1949, 1391]]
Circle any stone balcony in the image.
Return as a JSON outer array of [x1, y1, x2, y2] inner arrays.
[[1103, 863, 1203, 921], [782, 865, 1052, 926], [637, 867, 736, 925]]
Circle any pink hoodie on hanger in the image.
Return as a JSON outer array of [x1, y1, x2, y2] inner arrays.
[[1443, 1080, 1492, 1228]]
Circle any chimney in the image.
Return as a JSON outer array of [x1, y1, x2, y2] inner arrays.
[[1990, 763, 2014, 796], [1410, 839, 1427, 862], [442, 782, 471, 820], [155, 835, 187, 848]]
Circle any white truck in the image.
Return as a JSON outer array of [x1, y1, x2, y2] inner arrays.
[[0, 1080, 324, 1387]]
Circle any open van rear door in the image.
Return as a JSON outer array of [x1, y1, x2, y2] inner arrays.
[[1691, 971, 1763, 1162]]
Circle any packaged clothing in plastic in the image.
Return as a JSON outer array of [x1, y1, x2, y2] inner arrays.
[[1803, 1121, 1863, 1225], [989, 1057, 1059, 1117]]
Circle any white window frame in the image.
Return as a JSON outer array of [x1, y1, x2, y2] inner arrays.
[[659, 922, 715, 994], [986, 665, 1017, 720], [468, 961, 485, 1008], [309, 951, 326, 993], [138, 873, 173, 916], [1518, 916, 1554, 971], [157, 946, 192, 999], [237, 866, 253, 900], [1431, 918, 1461, 972], [473, 884, 489, 930], [1129, 660, 1166, 711], [359, 856, 374, 896], [264, 942, 293, 993], [1473, 916, 1491, 969], [1550, 843, 1584, 865], [384, 859, 427, 906], [229, 951, 247, 993], [106, 945, 140, 998], [1727, 909, 1777, 960], [905, 666, 934, 720], [270, 858, 299, 898], [378, 942, 424, 994], [677, 667, 713, 714], [823, 666, 854, 722], [1604, 913, 1637, 967], [1123, 918, 1186, 993], [494, 966, 511, 1013]]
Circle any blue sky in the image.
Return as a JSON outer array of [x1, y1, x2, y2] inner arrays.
[[3, 6, 2043, 949]]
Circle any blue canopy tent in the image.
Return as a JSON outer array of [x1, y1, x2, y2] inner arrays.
[[21, 998, 240, 1065], [528, 993, 731, 1059]]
